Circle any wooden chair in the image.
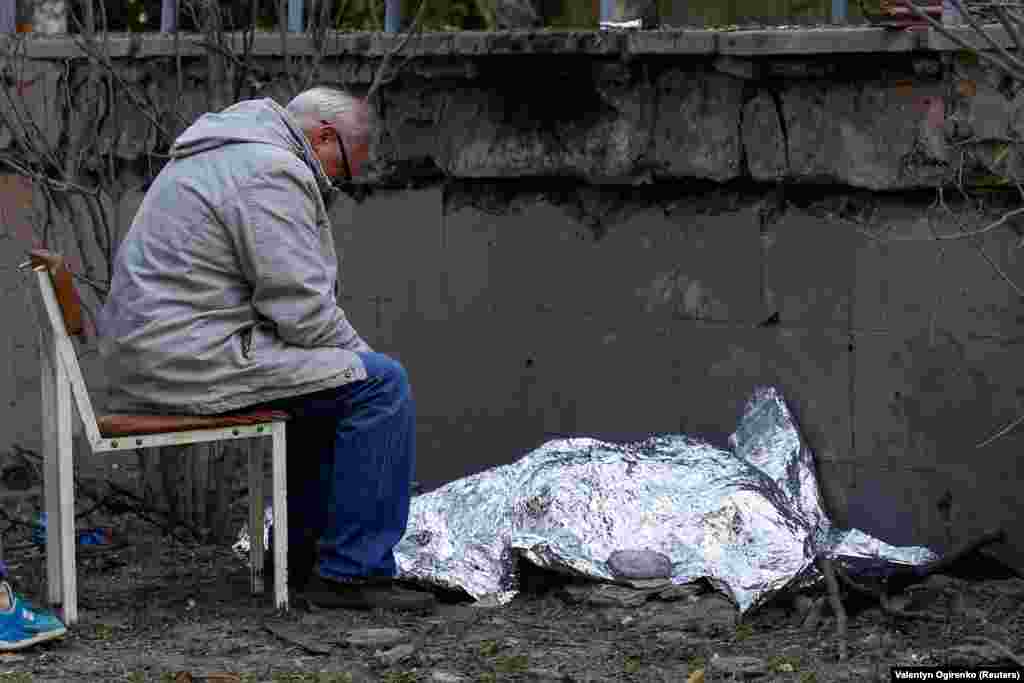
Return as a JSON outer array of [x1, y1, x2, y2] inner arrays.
[[20, 249, 290, 625]]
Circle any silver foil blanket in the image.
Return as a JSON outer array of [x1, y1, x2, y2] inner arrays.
[[392, 386, 937, 613]]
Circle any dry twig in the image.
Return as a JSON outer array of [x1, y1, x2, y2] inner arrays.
[[816, 556, 849, 661], [833, 565, 945, 622], [977, 412, 1024, 448], [366, 0, 431, 101], [897, 0, 1024, 82], [801, 596, 826, 630], [909, 528, 1007, 578]]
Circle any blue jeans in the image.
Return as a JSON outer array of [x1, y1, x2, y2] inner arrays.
[[261, 352, 416, 581]]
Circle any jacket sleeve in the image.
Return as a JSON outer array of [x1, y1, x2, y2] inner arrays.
[[226, 161, 372, 352]]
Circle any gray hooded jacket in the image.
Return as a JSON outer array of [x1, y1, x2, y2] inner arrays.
[[98, 98, 371, 415]]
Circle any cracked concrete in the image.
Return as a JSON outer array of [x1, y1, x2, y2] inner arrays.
[[0, 39, 1018, 191]]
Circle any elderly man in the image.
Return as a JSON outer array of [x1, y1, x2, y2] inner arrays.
[[98, 87, 435, 611]]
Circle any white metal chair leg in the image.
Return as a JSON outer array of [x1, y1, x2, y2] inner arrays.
[[55, 356, 77, 625], [271, 424, 288, 611], [248, 442, 265, 595], [40, 335, 62, 609], [41, 332, 78, 624]]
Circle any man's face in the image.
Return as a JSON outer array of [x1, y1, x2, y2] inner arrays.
[[310, 121, 369, 186]]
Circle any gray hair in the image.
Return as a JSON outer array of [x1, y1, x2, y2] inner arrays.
[[286, 86, 373, 142]]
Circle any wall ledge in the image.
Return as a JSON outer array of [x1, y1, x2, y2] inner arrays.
[[0, 24, 1012, 60]]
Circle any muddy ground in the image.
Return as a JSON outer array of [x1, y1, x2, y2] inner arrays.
[[1, 508, 1022, 683]]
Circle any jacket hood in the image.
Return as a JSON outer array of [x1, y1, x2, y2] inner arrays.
[[170, 98, 334, 196]]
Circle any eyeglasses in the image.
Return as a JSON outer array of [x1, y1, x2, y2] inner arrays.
[[323, 121, 369, 202]]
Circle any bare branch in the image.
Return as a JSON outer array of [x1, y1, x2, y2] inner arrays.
[[977, 411, 1024, 448], [175, 0, 184, 107], [897, 0, 1024, 82], [868, 206, 1024, 243], [301, 0, 338, 92], [948, 0, 1024, 76], [366, 0, 431, 102], [933, 187, 1024, 298], [974, 236, 1024, 294], [232, 0, 258, 102], [833, 564, 946, 622], [0, 43, 63, 172], [0, 155, 99, 196], [70, 32, 188, 135], [278, 0, 298, 96], [815, 556, 848, 661], [993, 5, 1024, 55]]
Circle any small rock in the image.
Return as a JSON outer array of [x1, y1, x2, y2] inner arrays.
[[525, 668, 567, 681], [429, 670, 467, 682], [607, 549, 672, 580], [345, 627, 408, 648], [656, 630, 688, 644], [709, 655, 768, 678], [376, 642, 416, 666]]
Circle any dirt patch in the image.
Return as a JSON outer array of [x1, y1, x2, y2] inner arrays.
[[2, 524, 1022, 683]]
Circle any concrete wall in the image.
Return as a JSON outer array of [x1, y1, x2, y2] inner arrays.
[[3, 177, 1023, 571], [2, 28, 1023, 573], [330, 186, 1024, 572]]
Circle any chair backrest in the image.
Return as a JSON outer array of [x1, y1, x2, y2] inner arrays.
[[29, 250, 84, 338], [26, 250, 103, 447]]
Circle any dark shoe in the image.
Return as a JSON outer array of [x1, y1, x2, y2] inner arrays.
[[303, 575, 437, 611]]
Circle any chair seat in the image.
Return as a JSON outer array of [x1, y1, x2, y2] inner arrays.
[[97, 409, 291, 438]]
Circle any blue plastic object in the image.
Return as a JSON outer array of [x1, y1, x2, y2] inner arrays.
[[32, 513, 111, 547]]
